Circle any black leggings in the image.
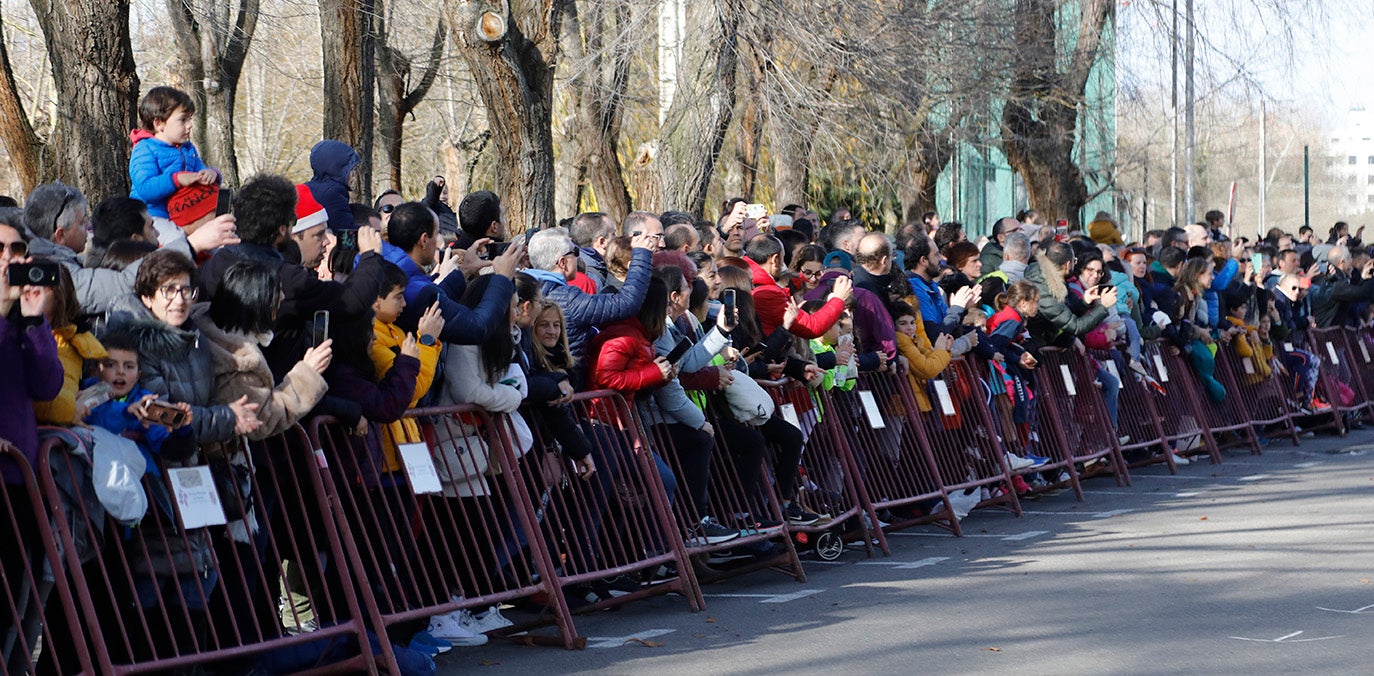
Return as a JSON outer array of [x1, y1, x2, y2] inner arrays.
[[717, 413, 804, 504]]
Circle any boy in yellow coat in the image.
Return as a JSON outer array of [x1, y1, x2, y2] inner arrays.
[[371, 263, 445, 470]]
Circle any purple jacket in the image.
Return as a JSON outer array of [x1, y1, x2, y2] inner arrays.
[[0, 314, 64, 483], [805, 270, 897, 361]]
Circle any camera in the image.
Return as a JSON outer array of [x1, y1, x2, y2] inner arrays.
[[6, 262, 61, 287]]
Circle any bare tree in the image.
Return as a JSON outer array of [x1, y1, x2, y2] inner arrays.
[[558, 0, 633, 221], [27, 0, 141, 200], [167, 0, 259, 187], [0, 2, 54, 194], [1001, 0, 1112, 228], [376, 0, 445, 192], [446, 0, 562, 234], [319, 0, 376, 200]]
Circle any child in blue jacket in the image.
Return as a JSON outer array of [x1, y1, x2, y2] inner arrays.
[[128, 86, 219, 221]]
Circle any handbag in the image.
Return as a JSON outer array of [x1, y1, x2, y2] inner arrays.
[[723, 373, 776, 426]]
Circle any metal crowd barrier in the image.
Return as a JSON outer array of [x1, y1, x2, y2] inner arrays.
[[1214, 340, 1301, 446], [3, 439, 94, 675], [1091, 347, 1184, 472], [310, 408, 580, 650], [1136, 342, 1223, 467], [912, 359, 1021, 516], [842, 371, 960, 535], [1309, 327, 1374, 433], [41, 426, 386, 674], [515, 390, 703, 611], [653, 389, 807, 584], [1026, 348, 1129, 500], [758, 379, 889, 560]]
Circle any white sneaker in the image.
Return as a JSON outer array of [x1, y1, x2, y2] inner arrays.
[[1171, 453, 1191, 466], [428, 613, 489, 647], [461, 606, 514, 634], [1004, 453, 1036, 471]]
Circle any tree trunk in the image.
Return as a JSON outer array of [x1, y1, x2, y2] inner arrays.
[[1000, 0, 1110, 229], [768, 65, 835, 209], [653, 0, 743, 218], [446, 0, 561, 236], [167, 0, 258, 188], [0, 2, 54, 194], [377, 4, 444, 192], [734, 42, 765, 201], [29, 0, 140, 200], [319, 0, 376, 201], [558, 0, 631, 221]]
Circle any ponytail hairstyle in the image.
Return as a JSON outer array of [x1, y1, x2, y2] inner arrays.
[[997, 280, 1040, 313]]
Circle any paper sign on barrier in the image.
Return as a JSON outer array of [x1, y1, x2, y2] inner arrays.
[[1104, 360, 1124, 389], [1326, 342, 1340, 365], [858, 390, 887, 429], [1242, 357, 1255, 375], [1283, 342, 1295, 353], [168, 466, 227, 529], [399, 442, 443, 495], [1361, 340, 1371, 364], [1153, 354, 1169, 382], [780, 403, 802, 430], [932, 380, 956, 416], [1060, 364, 1077, 396]]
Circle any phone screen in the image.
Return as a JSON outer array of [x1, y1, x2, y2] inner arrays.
[[486, 241, 511, 259], [215, 188, 234, 216], [311, 310, 330, 347], [665, 338, 692, 365], [722, 289, 737, 320]]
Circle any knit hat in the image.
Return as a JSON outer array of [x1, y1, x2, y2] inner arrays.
[[167, 182, 218, 227], [294, 184, 327, 234]]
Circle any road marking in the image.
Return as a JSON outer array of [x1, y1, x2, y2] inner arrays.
[[1238, 474, 1272, 482], [858, 556, 949, 570], [804, 560, 848, 565], [585, 629, 677, 649], [1294, 462, 1318, 468], [1175, 491, 1201, 497], [886, 530, 1049, 541], [1229, 630, 1344, 643], [1316, 603, 1374, 614], [1081, 489, 1135, 495], [705, 589, 824, 604], [1020, 509, 1133, 518], [1128, 473, 1212, 480]]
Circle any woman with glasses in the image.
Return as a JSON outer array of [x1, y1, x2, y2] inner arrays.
[[791, 244, 827, 295]]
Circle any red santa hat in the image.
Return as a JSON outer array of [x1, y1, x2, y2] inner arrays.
[[293, 184, 328, 234]]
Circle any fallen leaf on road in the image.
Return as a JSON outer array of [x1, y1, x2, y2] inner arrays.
[[479, 659, 501, 667], [986, 647, 1002, 652], [706, 617, 717, 623], [1362, 579, 1370, 584], [625, 638, 664, 648], [1199, 516, 1208, 521]]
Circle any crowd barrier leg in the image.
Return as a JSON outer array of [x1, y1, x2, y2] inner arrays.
[[1029, 349, 1130, 500], [1205, 350, 1266, 455], [1310, 328, 1374, 432], [314, 409, 583, 650], [1346, 328, 1374, 404], [39, 426, 389, 674], [844, 372, 961, 536], [2, 439, 95, 675], [1153, 344, 1229, 463], [759, 379, 889, 560], [515, 392, 704, 614], [652, 392, 807, 585]]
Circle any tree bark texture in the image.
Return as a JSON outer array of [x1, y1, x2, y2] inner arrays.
[[167, 0, 258, 187], [0, 2, 54, 194], [319, 0, 376, 201], [29, 0, 140, 200], [377, 4, 445, 192], [734, 37, 768, 202], [1001, 0, 1110, 229], [652, 0, 742, 218], [561, 0, 632, 221], [446, 0, 561, 235]]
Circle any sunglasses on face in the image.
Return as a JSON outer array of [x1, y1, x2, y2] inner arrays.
[[2, 241, 27, 256], [379, 204, 396, 214]]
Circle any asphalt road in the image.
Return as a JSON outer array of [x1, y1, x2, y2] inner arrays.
[[437, 430, 1374, 675]]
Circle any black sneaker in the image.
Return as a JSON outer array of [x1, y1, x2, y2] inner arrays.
[[785, 502, 822, 526], [687, 516, 741, 546]]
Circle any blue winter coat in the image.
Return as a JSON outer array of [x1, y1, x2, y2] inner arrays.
[[380, 242, 514, 345], [1203, 258, 1238, 328], [128, 129, 214, 218], [304, 140, 360, 232], [533, 247, 653, 371]]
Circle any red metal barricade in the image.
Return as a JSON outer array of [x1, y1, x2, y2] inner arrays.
[[42, 426, 389, 674], [1348, 327, 1374, 406], [514, 390, 704, 611], [1214, 339, 1301, 446], [911, 359, 1021, 516], [652, 388, 806, 584], [840, 371, 961, 535], [1155, 340, 1257, 457], [312, 407, 582, 649], [2, 439, 94, 675], [1138, 341, 1224, 466], [1090, 348, 1181, 472], [758, 379, 889, 560], [1309, 327, 1374, 432], [1028, 348, 1129, 500]]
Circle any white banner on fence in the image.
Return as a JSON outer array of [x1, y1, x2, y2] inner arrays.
[[1060, 364, 1077, 396], [1242, 357, 1255, 375], [168, 466, 227, 529], [780, 403, 802, 431], [858, 390, 887, 429], [932, 380, 956, 416], [399, 442, 443, 495], [1104, 360, 1124, 389], [1153, 354, 1169, 382], [1326, 341, 1340, 365]]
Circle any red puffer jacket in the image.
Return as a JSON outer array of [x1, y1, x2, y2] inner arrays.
[[589, 318, 665, 397], [744, 256, 844, 339]]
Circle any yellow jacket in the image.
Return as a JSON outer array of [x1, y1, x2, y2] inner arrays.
[[894, 304, 952, 412], [1224, 316, 1272, 382], [34, 327, 107, 425], [372, 319, 441, 472]]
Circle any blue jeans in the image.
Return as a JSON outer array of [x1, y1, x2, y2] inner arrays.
[[1097, 365, 1120, 428]]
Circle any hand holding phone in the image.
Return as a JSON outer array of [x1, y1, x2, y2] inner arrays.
[[665, 338, 693, 365], [311, 310, 330, 347], [722, 289, 737, 321]]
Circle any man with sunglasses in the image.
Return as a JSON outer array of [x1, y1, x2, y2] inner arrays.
[[374, 189, 404, 228]]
